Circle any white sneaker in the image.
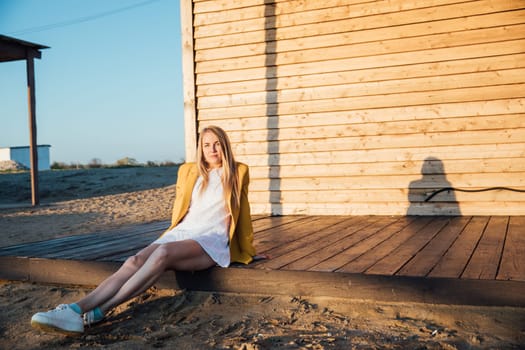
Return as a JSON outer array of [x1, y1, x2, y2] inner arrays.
[[31, 304, 84, 335], [83, 309, 104, 327]]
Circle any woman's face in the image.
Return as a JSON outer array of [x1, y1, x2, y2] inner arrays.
[[202, 131, 223, 169]]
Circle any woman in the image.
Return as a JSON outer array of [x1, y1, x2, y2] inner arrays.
[[31, 125, 256, 335]]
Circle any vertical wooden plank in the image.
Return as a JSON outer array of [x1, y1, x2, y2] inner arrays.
[[428, 216, 489, 278], [26, 54, 39, 206], [396, 216, 471, 277], [181, 0, 197, 162], [462, 216, 508, 279], [497, 216, 525, 281]]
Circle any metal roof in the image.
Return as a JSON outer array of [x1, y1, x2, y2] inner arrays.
[[1, 145, 51, 150], [0, 34, 49, 63]]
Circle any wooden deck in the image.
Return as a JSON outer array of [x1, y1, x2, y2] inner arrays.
[[1, 216, 524, 306]]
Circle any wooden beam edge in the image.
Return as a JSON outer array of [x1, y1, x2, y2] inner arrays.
[[0, 257, 523, 307], [0, 256, 30, 281], [177, 267, 525, 307]]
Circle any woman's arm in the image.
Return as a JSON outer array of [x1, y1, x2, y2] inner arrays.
[[230, 163, 256, 264], [163, 163, 197, 233]]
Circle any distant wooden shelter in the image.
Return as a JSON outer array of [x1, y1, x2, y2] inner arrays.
[[0, 35, 49, 205], [180, 0, 525, 216]]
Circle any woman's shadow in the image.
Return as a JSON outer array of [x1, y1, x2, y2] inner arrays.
[[407, 157, 461, 216]]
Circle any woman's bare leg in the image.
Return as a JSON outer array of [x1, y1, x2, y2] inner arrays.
[[76, 244, 160, 313], [99, 240, 215, 313]]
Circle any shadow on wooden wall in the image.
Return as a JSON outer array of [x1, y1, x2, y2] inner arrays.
[[265, 1, 280, 216], [407, 157, 461, 216]]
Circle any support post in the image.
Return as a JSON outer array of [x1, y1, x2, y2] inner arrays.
[[26, 53, 39, 206]]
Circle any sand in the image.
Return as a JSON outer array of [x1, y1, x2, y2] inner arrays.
[[0, 167, 178, 246], [0, 167, 524, 349]]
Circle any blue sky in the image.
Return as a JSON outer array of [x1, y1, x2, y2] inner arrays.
[[0, 0, 185, 165]]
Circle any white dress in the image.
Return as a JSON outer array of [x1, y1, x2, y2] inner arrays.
[[153, 168, 231, 267]]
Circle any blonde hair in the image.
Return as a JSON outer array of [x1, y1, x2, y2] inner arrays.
[[196, 125, 240, 210]]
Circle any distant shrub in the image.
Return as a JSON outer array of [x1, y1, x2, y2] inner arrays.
[[88, 158, 103, 169], [51, 162, 66, 169], [115, 157, 140, 167], [159, 161, 178, 167], [51, 162, 85, 170], [49, 158, 180, 170]]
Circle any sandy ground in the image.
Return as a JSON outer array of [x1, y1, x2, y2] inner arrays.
[[0, 167, 524, 349], [0, 167, 178, 246]]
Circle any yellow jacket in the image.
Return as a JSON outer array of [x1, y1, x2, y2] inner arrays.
[[161, 162, 256, 264]]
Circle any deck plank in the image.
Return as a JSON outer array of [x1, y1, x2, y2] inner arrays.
[[254, 216, 351, 261], [428, 216, 489, 278], [332, 217, 432, 274], [97, 233, 175, 262], [280, 217, 382, 271], [254, 216, 326, 253], [463, 216, 508, 280], [303, 217, 397, 272], [339, 218, 415, 273], [99, 246, 150, 262], [396, 217, 471, 277], [58, 231, 162, 260], [366, 218, 451, 276], [254, 216, 366, 270], [251, 215, 306, 233], [0, 221, 169, 257], [497, 216, 525, 281], [40, 228, 162, 259]]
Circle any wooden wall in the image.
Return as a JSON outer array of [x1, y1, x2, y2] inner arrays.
[[183, 0, 525, 215]]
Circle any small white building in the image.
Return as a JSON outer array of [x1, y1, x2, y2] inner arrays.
[[0, 145, 51, 170]]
